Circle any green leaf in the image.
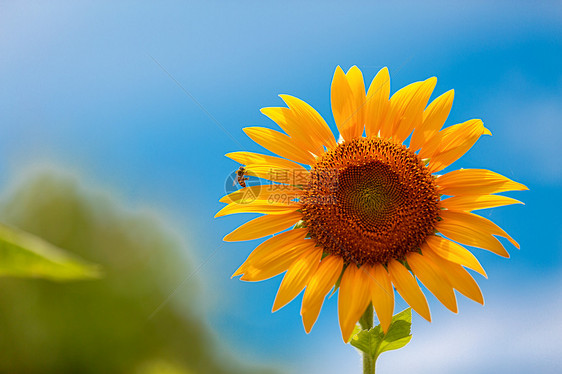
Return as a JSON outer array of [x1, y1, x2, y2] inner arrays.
[[376, 308, 412, 358], [0, 222, 101, 281], [350, 327, 384, 357], [349, 323, 363, 342], [293, 220, 307, 229], [350, 308, 413, 360]]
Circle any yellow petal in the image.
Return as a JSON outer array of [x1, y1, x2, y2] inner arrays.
[[238, 228, 308, 267], [235, 229, 312, 280], [244, 164, 309, 186], [345, 66, 367, 139], [220, 185, 302, 205], [424, 235, 487, 277], [380, 81, 423, 139], [338, 265, 372, 342], [421, 245, 484, 304], [393, 77, 437, 144], [220, 185, 264, 204], [426, 119, 491, 173], [365, 67, 390, 137], [407, 252, 458, 313], [243, 127, 316, 165], [441, 195, 523, 212], [239, 243, 312, 282], [388, 259, 431, 322], [215, 201, 299, 218], [226, 152, 307, 172], [436, 119, 490, 151], [439, 210, 520, 249], [224, 211, 303, 242], [273, 246, 323, 311], [279, 94, 337, 150], [250, 185, 303, 201], [366, 264, 394, 333], [420, 118, 483, 159], [260, 106, 324, 156], [331, 66, 357, 141], [301, 255, 344, 333], [436, 217, 510, 258], [437, 169, 528, 196], [410, 89, 454, 151]]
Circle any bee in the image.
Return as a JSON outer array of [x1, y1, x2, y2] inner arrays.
[[236, 166, 249, 188]]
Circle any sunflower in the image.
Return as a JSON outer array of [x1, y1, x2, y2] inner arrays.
[[216, 66, 527, 342]]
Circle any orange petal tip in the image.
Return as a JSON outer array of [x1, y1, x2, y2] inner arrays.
[[214, 208, 227, 218], [222, 233, 235, 242], [231, 270, 243, 278], [426, 76, 438, 85]]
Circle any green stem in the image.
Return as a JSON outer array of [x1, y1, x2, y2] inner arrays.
[[359, 304, 375, 374]]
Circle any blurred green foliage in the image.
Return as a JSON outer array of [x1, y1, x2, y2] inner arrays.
[[0, 171, 277, 374], [0, 221, 100, 280]]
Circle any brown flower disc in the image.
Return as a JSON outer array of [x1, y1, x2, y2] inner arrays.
[[300, 137, 440, 265]]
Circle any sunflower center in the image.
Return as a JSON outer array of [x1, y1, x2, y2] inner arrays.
[[300, 137, 440, 265], [337, 162, 405, 228]]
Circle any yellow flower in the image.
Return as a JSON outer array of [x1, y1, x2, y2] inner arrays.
[[216, 66, 527, 342]]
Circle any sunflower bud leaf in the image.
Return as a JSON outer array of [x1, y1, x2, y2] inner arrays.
[[350, 308, 412, 360]]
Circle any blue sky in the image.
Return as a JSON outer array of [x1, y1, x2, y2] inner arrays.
[[1, 1, 561, 373]]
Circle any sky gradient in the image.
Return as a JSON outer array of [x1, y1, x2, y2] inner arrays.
[[1, 1, 561, 373]]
